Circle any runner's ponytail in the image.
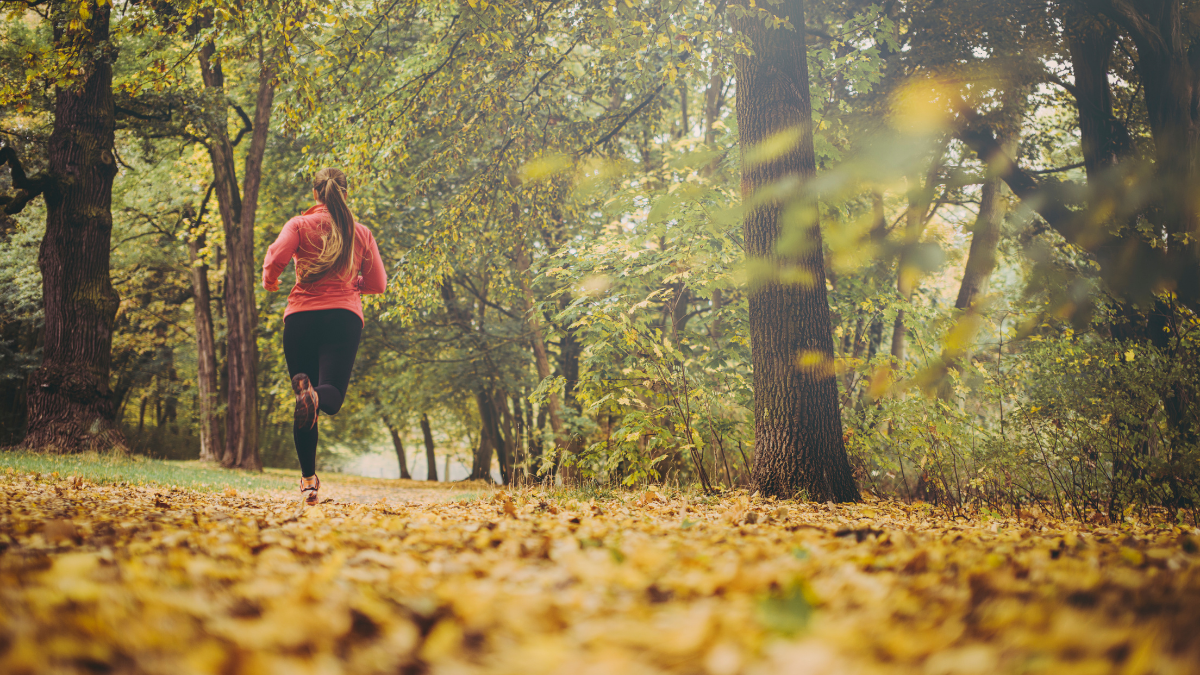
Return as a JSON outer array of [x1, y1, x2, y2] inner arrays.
[[301, 167, 357, 283]]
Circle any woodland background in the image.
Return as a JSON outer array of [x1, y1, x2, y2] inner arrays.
[[2, 0, 1200, 522]]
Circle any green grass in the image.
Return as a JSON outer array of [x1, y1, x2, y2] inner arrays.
[[0, 451, 297, 493]]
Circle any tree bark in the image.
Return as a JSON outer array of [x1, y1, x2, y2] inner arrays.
[[495, 391, 514, 484], [531, 396, 547, 472], [1096, 0, 1200, 306], [198, 39, 275, 471], [385, 417, 411, 479], [511, 392, 526, 482], [470, 388, 509, 483], [734, 0, 859, 502], [470, 422, 492, 481], [1071, 5, 1195, 445], [187, 228, 222, 461], [1067, 16, 1129, 180], [955, 176, 1007, 310], [704, 73, 724, 146], [420, 412, 437, 481], [20, 1, 126, 453]]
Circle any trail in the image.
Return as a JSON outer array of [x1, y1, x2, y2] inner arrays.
[[2, 470, 1198, 675], [267, 473, 495, 508]]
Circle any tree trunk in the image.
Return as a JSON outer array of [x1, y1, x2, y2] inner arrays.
[[514, 239, 568, 473], [889, 311, 907, 364], [1071, 6, 1196, 446], [471, 420, 492, 481], [21, 1, 126, 453], [532, 402, 547, 474], [704, 73, 724, 146], [955, 177, 1007, 310], [470, 388, 508, 483], [198, 40, 275, 471], [420, 412, 437, 481], [187, 233, 222, 461], [495, 391, 514, 484], [892, 162, 942, 362], [511, 393, 526, 482], [734, 0, 859, 502], [385, 417, 411, 479]]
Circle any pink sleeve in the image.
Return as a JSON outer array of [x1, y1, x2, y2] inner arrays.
[[358, 229, 387, 294], [262, 219, 300, 290]]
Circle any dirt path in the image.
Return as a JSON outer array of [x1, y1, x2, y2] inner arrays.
[[265, 474, 497, 507]]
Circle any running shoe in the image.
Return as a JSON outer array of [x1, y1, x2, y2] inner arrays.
[[300, 474, 320, 505], [291, 373, 319, 429]]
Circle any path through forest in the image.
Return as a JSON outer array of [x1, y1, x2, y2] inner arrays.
[[265, 473, 494, 508], [2, 469, 1198, 675]]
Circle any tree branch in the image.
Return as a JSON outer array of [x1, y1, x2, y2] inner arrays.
[[1029, 161, 1087, 175], [590, 84, 666, 152], [589, 51, 693, 153], [115, 105, 172, 122], [950, 93, 1088, 238], [1088, 0, 1167, 54], [1040, 69, 1079, 98], [230, 103, 253, 147], [0, 146, 52, 215]]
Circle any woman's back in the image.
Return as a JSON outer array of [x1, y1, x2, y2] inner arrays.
[[262, 204, 387, 322]]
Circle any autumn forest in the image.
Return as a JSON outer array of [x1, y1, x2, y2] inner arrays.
[[2, 0, 1200, 673]]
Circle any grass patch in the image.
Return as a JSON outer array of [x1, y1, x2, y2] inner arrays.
[[0, 451, 296, 493]]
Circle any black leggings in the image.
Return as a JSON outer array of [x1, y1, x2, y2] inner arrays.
[[283, 308, 363, 476]]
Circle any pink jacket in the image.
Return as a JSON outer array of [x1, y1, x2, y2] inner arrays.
[[262, 204, 387, 323]]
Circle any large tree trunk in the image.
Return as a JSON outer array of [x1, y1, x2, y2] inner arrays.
[[198, 41, 275, 471], [1104, 1, 1199, 273], [187, 231, 222, 461], [21, 1, 126, 453], [420, 412, 438, 481], [1067, 17, 1128, 180], [734, 0, 859, 502], [1073, 5, 1196, 446]]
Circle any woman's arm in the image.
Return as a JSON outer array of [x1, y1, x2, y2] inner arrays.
[[358, 229, 388, 294], [262, 220, 300, 291]]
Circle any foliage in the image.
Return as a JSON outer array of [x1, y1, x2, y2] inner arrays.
[[842, 303, 1200, 525], [3, 471, 1200, 673], [3, 0, 1200, 520]]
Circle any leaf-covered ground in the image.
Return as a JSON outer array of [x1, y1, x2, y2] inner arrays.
[[2, 469, 1198, 675]]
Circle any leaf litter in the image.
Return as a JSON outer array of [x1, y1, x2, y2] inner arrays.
[[1, 471, 1199, 674]]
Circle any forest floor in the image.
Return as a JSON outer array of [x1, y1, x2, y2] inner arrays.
[[1, 457, 1199, 675]]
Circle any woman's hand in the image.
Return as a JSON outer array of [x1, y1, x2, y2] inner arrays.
[[264, 279, 280, 292]]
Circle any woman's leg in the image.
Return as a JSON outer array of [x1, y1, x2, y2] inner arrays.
[[314, 309, 364, 415], [283, 312, 321, 477]]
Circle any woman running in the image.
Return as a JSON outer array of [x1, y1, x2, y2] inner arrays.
[[262, 167, 387, 505]]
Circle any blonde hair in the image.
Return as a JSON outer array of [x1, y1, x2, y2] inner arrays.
[[301, 167, 357, 283]]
